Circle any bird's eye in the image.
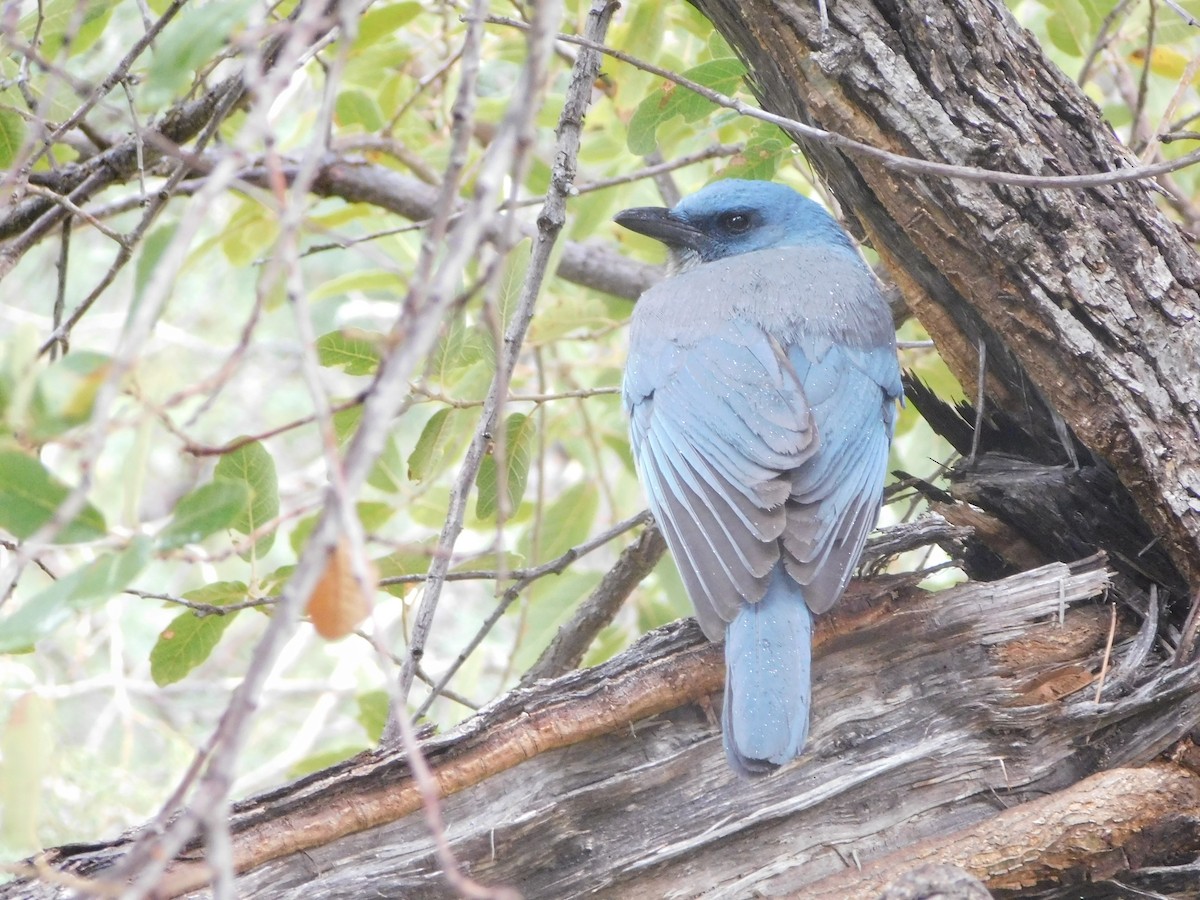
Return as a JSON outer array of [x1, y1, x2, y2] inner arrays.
[[719, 212, 753, 233]]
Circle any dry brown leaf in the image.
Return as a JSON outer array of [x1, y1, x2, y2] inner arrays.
[[306, 538, 378, 640]]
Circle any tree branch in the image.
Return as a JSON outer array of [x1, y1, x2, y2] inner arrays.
[[808, 762, 1200, 898], [521, 522, 667, 684], [14, 558, 1178, 899]]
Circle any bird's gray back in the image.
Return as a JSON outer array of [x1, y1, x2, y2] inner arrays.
[[628, 244, 894, 360], [622, 240, 901, 628]]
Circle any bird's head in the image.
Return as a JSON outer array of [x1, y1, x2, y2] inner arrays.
[[614, 179, 854, 274]]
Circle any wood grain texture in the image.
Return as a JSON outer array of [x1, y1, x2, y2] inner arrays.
[[16, 557, 1200, 899], [807, 761, 1200, 897], [691, 0, 1200, 590]]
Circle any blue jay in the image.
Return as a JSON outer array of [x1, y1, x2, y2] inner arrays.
[[617, 180, 902, 776]]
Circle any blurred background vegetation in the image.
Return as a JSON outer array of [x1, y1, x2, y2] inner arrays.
[[0, 0, 1196, 864]]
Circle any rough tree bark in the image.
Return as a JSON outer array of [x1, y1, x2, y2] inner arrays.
[[15, 554, 1200, 899]]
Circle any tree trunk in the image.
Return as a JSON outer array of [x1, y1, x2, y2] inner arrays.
[[692, 0, 1200, 592]]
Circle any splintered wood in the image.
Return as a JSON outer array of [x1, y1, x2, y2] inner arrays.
[[17, 557, 1192, 900]]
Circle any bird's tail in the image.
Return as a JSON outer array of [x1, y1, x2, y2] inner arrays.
[[722, 564, 813, 778]]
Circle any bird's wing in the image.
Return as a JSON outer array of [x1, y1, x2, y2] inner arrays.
[[781, 338, 901, 613], [625, 317, 819, 639]]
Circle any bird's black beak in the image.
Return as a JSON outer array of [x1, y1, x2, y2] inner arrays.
[[614, 206, 704, 251]]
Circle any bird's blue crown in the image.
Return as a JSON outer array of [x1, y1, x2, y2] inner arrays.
[[670, 179, 855, 262]]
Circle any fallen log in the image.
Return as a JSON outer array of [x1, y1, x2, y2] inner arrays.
[[11, 555, 1200, 898]]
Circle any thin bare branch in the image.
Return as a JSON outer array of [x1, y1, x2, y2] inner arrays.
[[396, 0, 616, 709], [521, 523, 667, 685], [487, 15, 1200, 190]]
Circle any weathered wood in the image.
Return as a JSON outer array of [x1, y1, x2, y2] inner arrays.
[[807, 761, 1200, 897], [902, 375, 1189, 595], [691, 0, 1200, 590], [14, 557, 1200, 898]]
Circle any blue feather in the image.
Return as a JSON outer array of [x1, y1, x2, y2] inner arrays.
[[723, 564, 813, 777]]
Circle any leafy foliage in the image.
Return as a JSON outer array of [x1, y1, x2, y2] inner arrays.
[[475, 413, 537, 520], [158, 482, 251, 550], [0, 450, 106, 542], [627, 58, 748, 155], [150, 583, 248, 686], [214, 440, 280, 559]]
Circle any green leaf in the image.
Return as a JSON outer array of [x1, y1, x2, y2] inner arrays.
[[566, 188, 620, 242], [610, 0, 665, 63], [0, 323, 38, 427], [307, 203, 375, 230], [259, 564, 294, 598], [518, 481, 598, 565], [149, 583, 246, 685], [0, 537, 153, 652], [187, 581, 253, 606], [681, 58, 748, 113], [706, 30, 735, 60], [406, 409, 452, 483], [0, 450, 106, 543], [359, 501, 395, 532], [527, 291, 615, 345], [627, 58, 747, 155], [0, 109, 25, 169], [28, 351, 111, 440], [430, 320, 494, 386], [18, 0, 113, 58], [1043, 0, 1106, 57], [144, 0, 254, 104], [475, 413, 536, 520], [408, 486, 453, 529], [158, 481, 251, 550], [356, 2, 422, 48], [333, 404, 405, 491], [335, 89, 384, 131], [1154, 0, 1200, 42], [368, 435, 406, 493], [497, 241, 530, 330], [214, 441, 279, 557], [356, 690, 390, 742], [406, 409, 474, 483], [333, 406, 363, 446], [310, 270, 405, 303], [316, 329, 383, 376], [449, 358, 497, 403], [375, 544, 434, 597], [719, 123, 791, 181], [288, 746, 365, 777], [217, 198, 280, 267]]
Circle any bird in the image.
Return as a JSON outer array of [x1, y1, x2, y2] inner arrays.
[[616, 179, 902, 777]]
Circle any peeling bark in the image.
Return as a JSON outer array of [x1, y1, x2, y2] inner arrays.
[[13, 558, 1200, 898], [808, 761, 1200, 897]]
